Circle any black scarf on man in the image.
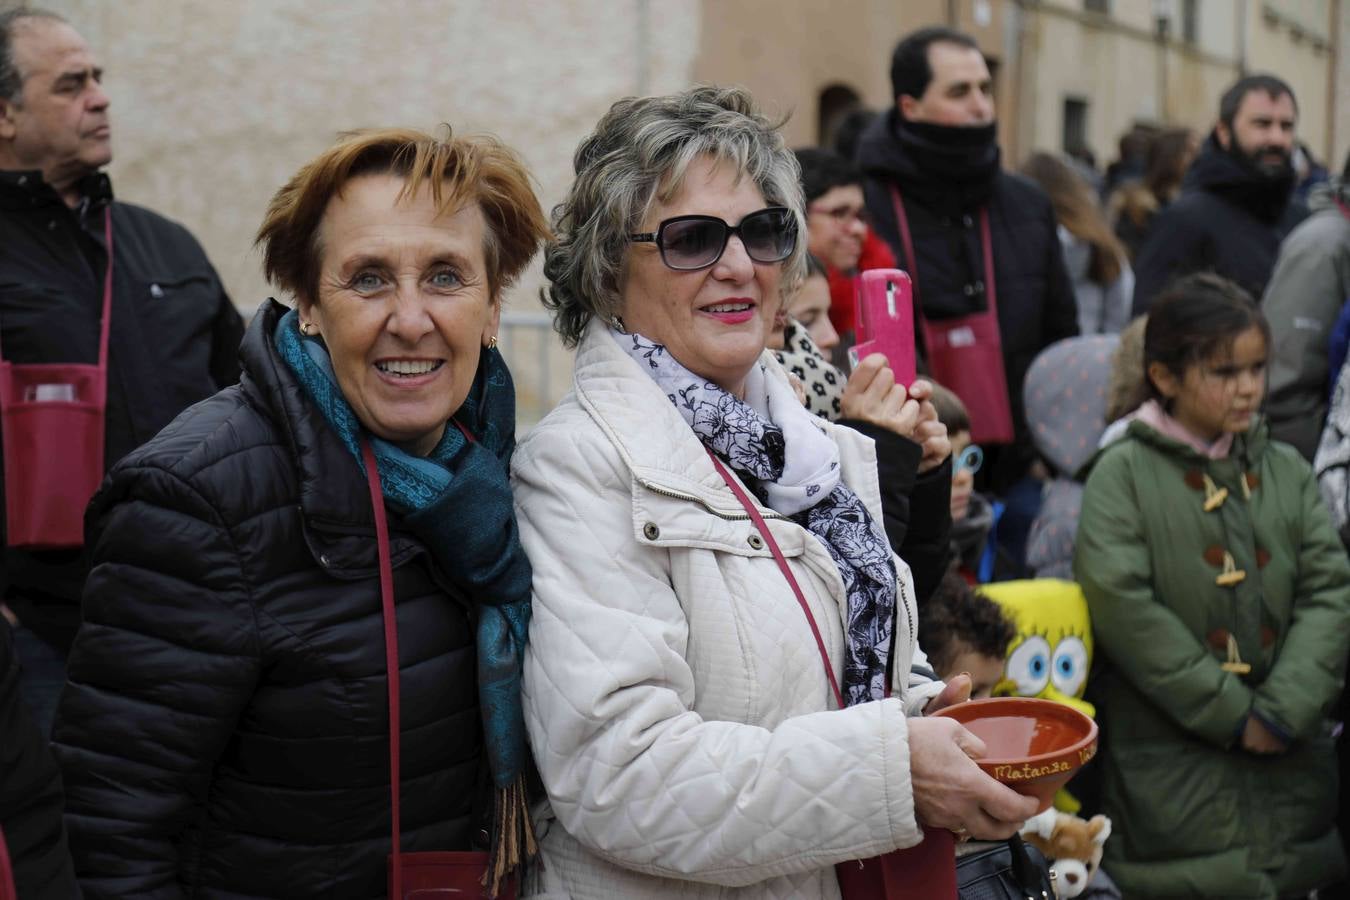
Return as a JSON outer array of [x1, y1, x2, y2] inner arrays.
[[1183, 133, 1296, 226], [885, 114, 1000, 214]]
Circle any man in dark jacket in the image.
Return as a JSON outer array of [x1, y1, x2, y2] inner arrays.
[[0, 8, 244, 732], [1131, 74, 1305, 314], [857, 25, 1078, 495]]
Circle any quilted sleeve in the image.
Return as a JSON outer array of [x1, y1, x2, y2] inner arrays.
[[1251, 459, 1350, 740], [513, 424, 921, 887], [1075, 449, 1254, 747], [53, 463, 260, 899], [1314, 361, 1350, 545]]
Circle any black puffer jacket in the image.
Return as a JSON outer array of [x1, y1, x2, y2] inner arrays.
[[53, 300, 483, 899], [1131, 135, 1307, 314], [857, 111, 1079, 490]]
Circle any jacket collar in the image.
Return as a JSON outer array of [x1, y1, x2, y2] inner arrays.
[[855, 109, 999, 213], [1182, 135, 1294, 225], [571, 319, 786, 518], [0, 169, 112, 212], [238, 299, 424, 575], [1123, 415, 1269, 467]]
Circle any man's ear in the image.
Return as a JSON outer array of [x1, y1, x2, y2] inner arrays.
[[898, 94, 920, 122], [0, 98, 17, 141], [1214, 119, 1231, 151]]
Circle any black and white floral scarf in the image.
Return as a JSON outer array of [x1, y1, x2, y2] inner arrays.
[[774, 319, 845, 422], [616, 329, 898, 706]]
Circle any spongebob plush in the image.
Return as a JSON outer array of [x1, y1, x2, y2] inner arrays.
[[978, 578, 1094, 716], [978, 579, 1095, 811]]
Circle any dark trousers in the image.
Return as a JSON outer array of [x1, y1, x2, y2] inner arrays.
[[9, 625, 66, 738]]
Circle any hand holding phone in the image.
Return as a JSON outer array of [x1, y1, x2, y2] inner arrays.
[[849, 269, 917, 389]]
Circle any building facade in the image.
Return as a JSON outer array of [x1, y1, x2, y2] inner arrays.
[[14, 0, 1345, 423], [695, 0, 1343, 172]]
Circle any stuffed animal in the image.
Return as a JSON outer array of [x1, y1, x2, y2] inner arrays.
[[1020, 808, 1112, 899], [979, 579, 1095, 719]]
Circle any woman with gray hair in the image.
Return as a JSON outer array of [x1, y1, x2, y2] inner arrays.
[[512, 85, 1036, 898]]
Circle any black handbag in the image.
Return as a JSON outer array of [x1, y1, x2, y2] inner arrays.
[[956, 834, 1055, 900]]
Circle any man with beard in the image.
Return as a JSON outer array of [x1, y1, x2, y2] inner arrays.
[[1131, 75, 1305, 315], [857, 26, 1078, 502], [0, 8, 244, 734]]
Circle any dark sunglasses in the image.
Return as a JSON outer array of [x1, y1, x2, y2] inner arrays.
[[629, 206, 797, 271]]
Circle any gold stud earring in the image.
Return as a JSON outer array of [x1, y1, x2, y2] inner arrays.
[[299, 321, 316, 336], [487, 335, 498, 351]]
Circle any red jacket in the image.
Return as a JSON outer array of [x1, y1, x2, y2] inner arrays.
[[827, 229, 896, 336]]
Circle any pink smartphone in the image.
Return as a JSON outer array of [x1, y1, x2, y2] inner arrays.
[[849, 268, 917, 388]]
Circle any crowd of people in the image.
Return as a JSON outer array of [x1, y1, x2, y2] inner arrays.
[[0, 6, 1347, 900]]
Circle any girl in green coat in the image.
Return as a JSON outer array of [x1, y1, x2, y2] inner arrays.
[[1075, 274, 1350, 899]]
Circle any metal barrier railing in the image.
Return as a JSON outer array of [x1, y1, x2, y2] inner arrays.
[[497, 311, 572, 431]]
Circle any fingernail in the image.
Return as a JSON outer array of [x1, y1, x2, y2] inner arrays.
[[959, 671, 971, 679]]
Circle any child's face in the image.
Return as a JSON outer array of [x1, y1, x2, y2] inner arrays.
[[950, 429, 974, 520], [943, 643, 1006, 700], [793, 274, 838, 352], [1155, 326, 1267, 441]]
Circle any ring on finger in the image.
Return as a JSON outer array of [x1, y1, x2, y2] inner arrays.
[[950, 825, 971, 843]]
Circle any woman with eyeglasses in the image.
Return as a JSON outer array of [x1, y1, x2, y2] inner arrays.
[[795, 147, 898, 354], [513, 85, 1037, 898]]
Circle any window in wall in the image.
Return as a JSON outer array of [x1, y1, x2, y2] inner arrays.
[[1084, 0, 1111, 13], [1063, 97, 1089, 157], [1181, 0, 1199, 42]]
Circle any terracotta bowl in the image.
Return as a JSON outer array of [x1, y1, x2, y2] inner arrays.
[[933, 696, 1098, 813]]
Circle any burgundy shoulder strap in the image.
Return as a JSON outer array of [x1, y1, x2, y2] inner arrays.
[[361, 436, 404, 900], [888, 186, 998, 322], [705, 449, 846, 709], [0, 825, 15, 900], [887, 185, 921, 310], [978, 207, 997, 318], [96, 206, 114, 370]]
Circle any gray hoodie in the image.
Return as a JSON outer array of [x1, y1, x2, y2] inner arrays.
[[1023, 335, 1119, 578]]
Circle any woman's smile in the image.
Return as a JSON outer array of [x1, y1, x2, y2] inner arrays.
[[373, 357, 446, 382], [699, 297, 757, 324]]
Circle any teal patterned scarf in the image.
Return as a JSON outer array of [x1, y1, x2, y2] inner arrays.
[[275, 309, 534, 887]]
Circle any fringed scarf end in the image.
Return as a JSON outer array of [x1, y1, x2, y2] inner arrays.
[[483, 775, 537, 898]]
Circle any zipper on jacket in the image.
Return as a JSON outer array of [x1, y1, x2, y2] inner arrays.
[[639, 481, 788, 523]]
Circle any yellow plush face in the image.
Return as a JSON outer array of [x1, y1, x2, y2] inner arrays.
[[979, 579, 1095, 718]]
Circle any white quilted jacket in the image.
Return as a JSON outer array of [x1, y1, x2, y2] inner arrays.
[[512, 322, 942, 899]]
